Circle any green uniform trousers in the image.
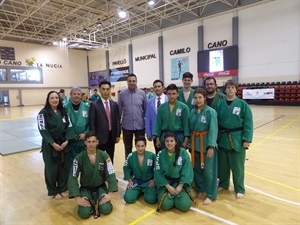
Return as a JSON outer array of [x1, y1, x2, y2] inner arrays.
[[77, 187, 113, 219], [124, 184, 157, 204], [42, 151, 71, 196], [218, 147, 246, 194], [157, 185, 191, 212], [194, 151, 218, 200]]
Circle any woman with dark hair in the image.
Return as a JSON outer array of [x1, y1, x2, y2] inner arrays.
[[37, 91, 76, 200], [123, 136, 157, 204], [190, 88, 218, 205], [154, 132, 193, 212]]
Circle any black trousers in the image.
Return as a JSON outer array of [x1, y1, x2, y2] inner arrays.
[[122, 128, 145, 159], [98, 131, 115, 164]]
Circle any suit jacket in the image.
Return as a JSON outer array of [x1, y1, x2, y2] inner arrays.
[[145, 94, 168, 138], [89, 98, 121, 144]]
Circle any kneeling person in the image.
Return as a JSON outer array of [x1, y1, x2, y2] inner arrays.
[[68, 131, 118, 219], [123, 136, 157, 204]]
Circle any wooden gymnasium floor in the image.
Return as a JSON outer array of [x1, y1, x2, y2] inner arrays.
[[0, 105, 299, 225]]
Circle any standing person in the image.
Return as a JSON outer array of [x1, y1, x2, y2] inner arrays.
[[203, 77, 226, 109], [59, 89, 68, 106], [123, 136, 157, 204], [177, 72, 195, 111], [154, 132, 194, 212], [91, 89, 100, 102], [215, 79, 253, 199], [37, 91, 76, 200], [146, 87, 155, 100], [81, 93, 89, 105], [64, 87, 89, 163], [153, 84, 190, 150], [89, 81, 121, 164], [118, 74, 147, 158], [190, 88, 218, 205], [145, 79, 168, 154], [68, 131, 118, 219], [178, 60, 183, 78]]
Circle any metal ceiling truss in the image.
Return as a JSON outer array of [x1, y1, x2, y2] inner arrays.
[[0, 0, 268, 49]]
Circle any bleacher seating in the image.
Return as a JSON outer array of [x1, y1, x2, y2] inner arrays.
[[237, 81, 300, 106]]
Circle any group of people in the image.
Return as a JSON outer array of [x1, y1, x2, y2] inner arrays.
[[37, 72, 253, 219]]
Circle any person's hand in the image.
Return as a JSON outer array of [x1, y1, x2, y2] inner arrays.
[[148, 179, 155, 188], [127, 180, 134, 189], [243, 141, 250, 149], [182, 140, 188, 149], [156, 138, 161, 148], [99, 193, 111, 205], [206, 147, 214, 158], [75, 196, 91, 207], [115, 137, 120, 143], [60, 140, 68, 149], [78, 133, 85, 141], [166, 184, 177, 195], [147, 136, 152, 142], [175, 184, 183, 194], [51, 143, 63, 151]]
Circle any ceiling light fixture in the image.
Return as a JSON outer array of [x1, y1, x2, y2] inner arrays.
[[0, 0, 6, 6], [147, 0, 155, 6], [62, 37, 67, 42], [52, 41, 58, 46], [118, 8, 128, 19]]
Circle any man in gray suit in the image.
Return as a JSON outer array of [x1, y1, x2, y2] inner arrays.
[[89, 80, 121, 164]]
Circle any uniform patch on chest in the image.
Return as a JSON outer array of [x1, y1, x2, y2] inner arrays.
[[232, 107, 241, 115], [200, 116, 206, 123], [175, 108, 182, 116], [82, 110, 88, 117], [177, 156, 183, 165]]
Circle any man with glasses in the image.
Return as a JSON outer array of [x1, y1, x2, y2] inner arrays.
[[203, 77, 226, 109]]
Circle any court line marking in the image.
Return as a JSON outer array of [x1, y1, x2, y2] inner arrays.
[[245, 172, 300, 192], [118, 178, 237, 225], [245, 184, 300, 206], [248, 115, 300, 151], [253, 115, 285, 130]]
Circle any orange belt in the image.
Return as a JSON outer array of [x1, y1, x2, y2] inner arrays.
[[191, 130, 209, 168]]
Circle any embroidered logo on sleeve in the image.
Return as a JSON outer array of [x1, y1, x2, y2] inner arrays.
[[99, 163, 104, 170], [155, 152, 161, 170], [175, 108, 182, 116], [232, 107, 241, 115], [177, 156, 183, 165], [37, 114, 45, 130], [200, 116, 206, 123], [72, 159, 78, 177], [106, 158, 115, 174], [147, 159, 153, 166]]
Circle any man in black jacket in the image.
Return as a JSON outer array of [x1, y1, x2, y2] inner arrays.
[[89, 80, 121, 164]]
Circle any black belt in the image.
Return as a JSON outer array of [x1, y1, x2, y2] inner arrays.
[[217, 126, 243, 150]]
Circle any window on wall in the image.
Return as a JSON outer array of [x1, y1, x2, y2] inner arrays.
[[0, 67, 43, 83], [0, 68, 7, 81]]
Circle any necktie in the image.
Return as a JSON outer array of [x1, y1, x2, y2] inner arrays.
[[105, 101, 112, 131], [157, 97, 161, 109]]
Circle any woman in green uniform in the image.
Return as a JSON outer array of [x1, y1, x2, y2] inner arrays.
[[123, 136, 157, 204], [37, 91, 76, 199], [190, 88, 218, 205], [154, 132, 194, 212]]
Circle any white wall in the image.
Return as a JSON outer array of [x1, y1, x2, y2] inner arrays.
[[162, 22, 199, 86], [238, 0, 300, 83], [132, 33, 160, 87], [0, 40, 88, 106]]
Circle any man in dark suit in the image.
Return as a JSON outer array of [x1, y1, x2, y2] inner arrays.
[[89, 80, 121, 164]]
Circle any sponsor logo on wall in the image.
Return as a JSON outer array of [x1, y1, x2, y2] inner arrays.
[[109, 66, 130, 82]]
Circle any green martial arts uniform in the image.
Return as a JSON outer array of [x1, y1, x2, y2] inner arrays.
[[215, 97, 253, 194], [190, 105, 218, 200], [62, 95, 68, 106], [91, 94, 100, 102], [64, 101, 89, 161], [154, 148, 193, 212], [153, 101, 190, 147], [208, 91, 226, 109], [68, 150, 118, 219], [177, 89, 195, 111], [123, 151, 157, 204], [37, 108, 76, 196]]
